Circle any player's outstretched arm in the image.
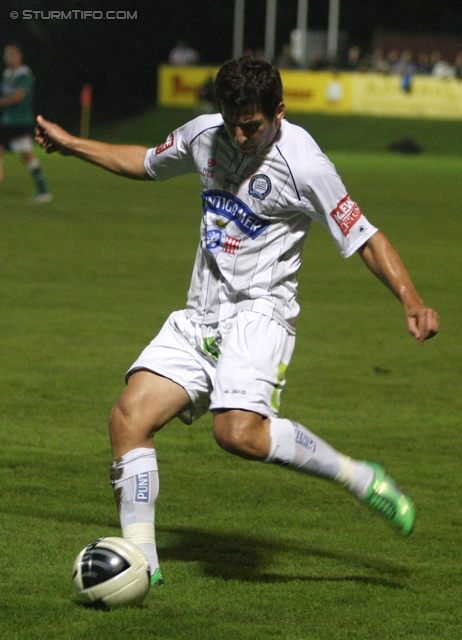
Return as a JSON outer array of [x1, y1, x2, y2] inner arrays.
[[0, 88, 26, 108], [357, 230, 439, 345], [35, 115, 149, 180]]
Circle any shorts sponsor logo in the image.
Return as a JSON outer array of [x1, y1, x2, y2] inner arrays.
[[155, 132, 174, 155], [134, 472, 150, 503], [203, 168, 214, 178], [330, 194, 362, 237], [294, 426, 316, 452], [207, 157, 216, 167], [248, 174, 272, 201], [224, 388, 247, 394]]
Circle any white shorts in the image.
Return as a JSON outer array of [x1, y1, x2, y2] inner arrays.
[[10, 135, 34, 153], [127, 309, 295, 424]]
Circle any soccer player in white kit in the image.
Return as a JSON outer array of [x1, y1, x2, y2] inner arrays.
[[35, 57, 439, 587]]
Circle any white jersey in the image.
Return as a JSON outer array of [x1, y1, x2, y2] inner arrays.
[[144, 114, 377, 332]]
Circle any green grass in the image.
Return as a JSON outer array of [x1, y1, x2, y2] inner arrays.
[[0, 119, 461, 639]]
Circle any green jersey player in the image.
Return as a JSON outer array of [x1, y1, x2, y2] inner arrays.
[[0, 43, 51, 202]]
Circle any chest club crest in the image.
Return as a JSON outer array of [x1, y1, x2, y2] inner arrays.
[[248, 174, 272, 201]]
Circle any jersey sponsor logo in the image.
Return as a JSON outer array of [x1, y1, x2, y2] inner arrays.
[[203, 157, 216, 178], [155, 132, 174, 155], [205, 227, 224, 253], [205, 223, 241, 255], [248, 174, 272, 201], [134, 472, 150, 503], [201, 190, 269, 240], [223, 235, 241, 254], [330, 194, 362, 237]]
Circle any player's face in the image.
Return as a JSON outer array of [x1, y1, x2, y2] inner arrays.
[[221, 102, 285, 156], [3, 46, 22, 69]]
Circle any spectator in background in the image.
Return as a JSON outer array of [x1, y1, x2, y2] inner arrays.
[[392, 49, 417, 76], [274, 44, 299, 70], [343, 46, 362, 71], [390, 49, 417, 93], [415, 52, 432, 75], [454, 52, 462, 79], [0, 43, 52, 203], [385, 50, 400, 73], [168, 40, 200, 66], [195, 76, 216, 114], [431, 53, 456, 79], [429, 51, 443, 73], [309, 53, 326, 71], [370, 49, 391, 74]]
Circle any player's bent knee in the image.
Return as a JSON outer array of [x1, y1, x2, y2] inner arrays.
[[109, 396, 159, 445], [212, 410, 267, 460], [213, 418, 242, 454]]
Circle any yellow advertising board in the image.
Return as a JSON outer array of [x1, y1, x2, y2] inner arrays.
[[350, 73, 462, 119], [158, 65, 219, 107], [158, 65, 352, 113], [158, 64, 462, 120], [276, 70, 352, 114]]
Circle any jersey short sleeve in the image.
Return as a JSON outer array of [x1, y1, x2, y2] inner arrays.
[[144, 119, 206, 181], [282, 124, 378, 258]]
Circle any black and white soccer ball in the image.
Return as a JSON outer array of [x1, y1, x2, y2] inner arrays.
[[72, 537, 150, 609]]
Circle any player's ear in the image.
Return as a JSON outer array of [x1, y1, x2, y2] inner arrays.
[[276, 102, 285, 121]]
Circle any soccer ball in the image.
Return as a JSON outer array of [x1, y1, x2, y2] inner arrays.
[[72, 537, 150, 609]]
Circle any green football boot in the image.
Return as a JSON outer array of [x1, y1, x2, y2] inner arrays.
[[363, 462, 415, 536], [150, 567, 164, 588]]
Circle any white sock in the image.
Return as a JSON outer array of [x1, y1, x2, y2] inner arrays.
[[26, 158, 40, 171], [110, 447, 160, 575], [265, 418, 373, 499]]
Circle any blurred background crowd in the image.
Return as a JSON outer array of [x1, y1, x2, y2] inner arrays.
[[169, 39, 462, 80]]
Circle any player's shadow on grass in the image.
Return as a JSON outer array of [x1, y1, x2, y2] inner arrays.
[[158, 527, 411, 588]]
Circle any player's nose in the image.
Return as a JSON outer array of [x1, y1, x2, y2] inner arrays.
[[233, 127, 248, 145]]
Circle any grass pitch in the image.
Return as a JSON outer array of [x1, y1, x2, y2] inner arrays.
[[0, 113, 461, 639]]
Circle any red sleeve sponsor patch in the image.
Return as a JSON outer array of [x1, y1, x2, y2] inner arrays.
[[155, 132, 174, 155], [330, 194, 362, 237]]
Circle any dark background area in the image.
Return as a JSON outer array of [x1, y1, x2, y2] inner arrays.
[[1, 0, 462, 128]]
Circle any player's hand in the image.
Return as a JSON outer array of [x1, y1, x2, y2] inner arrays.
[[35, 115, 74, 155], [405, 304, 439, 345]]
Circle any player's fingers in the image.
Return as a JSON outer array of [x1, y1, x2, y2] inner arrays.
[[34, 127, 45, 146], [420, 308, 440, 341], [406, 315, 421, 342], [408, 308, 439, 344]]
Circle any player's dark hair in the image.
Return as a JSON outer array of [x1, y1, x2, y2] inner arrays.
[[214, 56, 283, 119], [5, 42, 23, 52]]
